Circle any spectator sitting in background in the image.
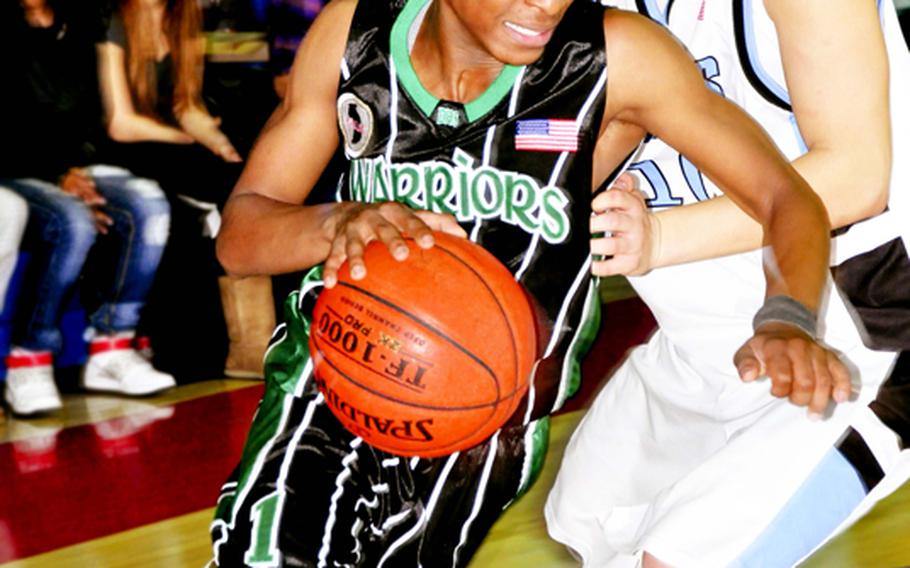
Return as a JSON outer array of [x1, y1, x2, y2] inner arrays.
[[0, 0, 176, 416], [97, 0, 275, 379], [97, 0, 244, 208]]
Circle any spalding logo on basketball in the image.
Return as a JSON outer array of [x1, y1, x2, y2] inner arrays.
[[309, 233, 537, 458]]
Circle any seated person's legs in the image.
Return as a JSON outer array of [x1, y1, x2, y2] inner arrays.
[[80, 167, 175, 395], [1, 178, 98, 415]]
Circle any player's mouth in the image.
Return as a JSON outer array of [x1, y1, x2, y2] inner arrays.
[[503, 21, 555, 47]]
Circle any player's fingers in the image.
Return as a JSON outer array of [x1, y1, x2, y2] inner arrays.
[[344, 216, 385, 279], [787, 339, 814, 408], [372, 218, 410, 261], [807, 347, 834, 419], [828, 351, 853, 404], [590, 210, 636, 235], [590, 235, 625, 257], [323, 235, 349, 288], [414, 210, 463, 232], [413, 210, 467, 241], [398, 212, 436, 249], [764, 347, 794, 399], [591, 256, 634, 277], [613, 172, 636, 190], [322, 262, 341, 289], [377, 203, 430, 247], [345, 237, 369, 280], [734, 342, 763, 382], [592, 189, 639, 214]]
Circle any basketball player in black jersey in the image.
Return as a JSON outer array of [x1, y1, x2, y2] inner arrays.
[[209, 0, 848, 566]]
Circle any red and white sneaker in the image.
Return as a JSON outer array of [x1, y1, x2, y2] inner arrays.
[[134, 335, 153, 361], [3, 348, 63, 416], [82, 334, 176, 396]]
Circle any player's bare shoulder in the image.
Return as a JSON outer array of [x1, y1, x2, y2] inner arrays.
[[284, 0, 358, 106], [310, 0, 358, 34], [601, 8, 692, 73], [600, 7, 706, 123]]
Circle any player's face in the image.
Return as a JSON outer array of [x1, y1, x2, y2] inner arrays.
[[444, 0, 573, 65]]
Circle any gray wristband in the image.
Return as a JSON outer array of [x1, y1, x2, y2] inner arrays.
[[752, 295, 818, 338]]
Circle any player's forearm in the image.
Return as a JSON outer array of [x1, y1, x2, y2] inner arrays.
[[655, 194, 830, 310], [216, 193, 350, 276], [760, 176, 831, 312], [655, 174, 830, 310], [652, 145, 890, 269], [652, 198, 760, 267]]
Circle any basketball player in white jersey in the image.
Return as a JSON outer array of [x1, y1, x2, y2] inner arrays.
[[547, 1, 910, 566]]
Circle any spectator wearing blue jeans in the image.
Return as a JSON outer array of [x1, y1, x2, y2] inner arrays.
[[0, 0, 175, 415]]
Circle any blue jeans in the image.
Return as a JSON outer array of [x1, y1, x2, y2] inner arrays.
[[2, 166, 170, 353]]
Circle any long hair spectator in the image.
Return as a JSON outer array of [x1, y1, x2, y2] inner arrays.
[[120, 0, 203, 119], [97, 0, 275, 380]]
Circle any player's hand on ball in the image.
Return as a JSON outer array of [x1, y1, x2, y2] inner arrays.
[[323, 202, 466, 288], [590, 173, 659, 277], [733, 322, 852, 420]]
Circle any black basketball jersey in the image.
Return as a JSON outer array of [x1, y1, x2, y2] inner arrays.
[[333, 0, 610, 418]]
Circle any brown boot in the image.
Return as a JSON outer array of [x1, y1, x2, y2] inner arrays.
[[218, 275, 276, 379]]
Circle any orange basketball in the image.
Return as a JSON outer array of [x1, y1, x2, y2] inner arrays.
[[309, 232, 537, 458]]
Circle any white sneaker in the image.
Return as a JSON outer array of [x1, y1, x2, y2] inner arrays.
[[82, 338, 176, 396], [4, 349, 63, 416], [134, 335, 154, 361]]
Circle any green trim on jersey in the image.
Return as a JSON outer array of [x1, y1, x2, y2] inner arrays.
[[515, 417, 550, 497], [267, 267, 323, 395], [216, 384, 294, 524], [561, 279, 602, 406], [390, 0, 524, 123], [464, 66, 523, 122]]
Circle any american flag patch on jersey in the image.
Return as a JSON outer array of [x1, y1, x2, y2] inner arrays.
[[515, 119, 579, 153]]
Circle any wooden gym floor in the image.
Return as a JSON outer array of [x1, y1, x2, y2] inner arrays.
[[1, 297, 908, 567]]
